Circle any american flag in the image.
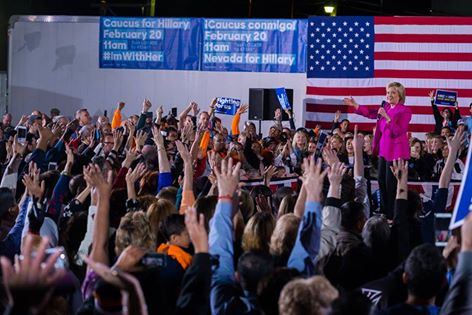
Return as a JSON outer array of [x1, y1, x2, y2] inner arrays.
[[305, 16, 472, 133]]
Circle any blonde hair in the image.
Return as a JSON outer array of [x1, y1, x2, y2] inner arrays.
[[387, 81, 406, 104], [292, 130, 309, 151], [270, 214, 300, 258], [279, 276, 339, 315], [115, 211, 156, 256], [147, 199, 177, 242], [241, 212, 275, 253]]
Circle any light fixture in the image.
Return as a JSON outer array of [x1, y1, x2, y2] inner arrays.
[[324, 2, 337, 16], [324, 5, 335, 14]]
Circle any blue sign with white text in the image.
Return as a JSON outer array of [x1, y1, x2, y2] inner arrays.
[[99, 17, 200, 70], [435, 90, 458, 106], [275, 87, 292, 110], [450, 145, 472, 229], [201, 19, 307, 73], [215, 97, 241, 115]]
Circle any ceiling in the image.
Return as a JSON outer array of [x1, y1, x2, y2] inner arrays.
[[16, 0, 472, 18]]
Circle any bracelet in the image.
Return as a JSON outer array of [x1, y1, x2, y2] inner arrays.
[[61, 170, 71, 176], [218, 195, 233, 201]]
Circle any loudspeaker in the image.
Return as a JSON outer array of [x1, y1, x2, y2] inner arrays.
[[248, 88, 293, 121]]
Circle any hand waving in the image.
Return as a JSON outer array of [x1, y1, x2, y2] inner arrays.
[[214, 158, 241, 197], [302, 158, 328, 202]]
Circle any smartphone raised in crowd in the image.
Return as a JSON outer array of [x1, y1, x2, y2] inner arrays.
[[16, 126, 27, 144]]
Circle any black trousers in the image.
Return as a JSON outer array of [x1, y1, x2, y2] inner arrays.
[[377, 157, 398, 219]]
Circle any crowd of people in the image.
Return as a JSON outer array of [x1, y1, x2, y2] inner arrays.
[[0, 83, 470, 315]]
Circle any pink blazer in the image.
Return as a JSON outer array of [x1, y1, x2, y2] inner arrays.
[[355, 103, 412, 161]]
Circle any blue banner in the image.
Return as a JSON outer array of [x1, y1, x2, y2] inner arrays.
[[435, 90, 458, 106], [450, 145, 472, 229], [99, 17, 200, 70], [275, 87, 292, 110], [215, 97, 241, 115], [201, 19, 307, 73]]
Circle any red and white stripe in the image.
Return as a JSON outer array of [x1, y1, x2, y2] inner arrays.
[[305, 16, 472, 134]]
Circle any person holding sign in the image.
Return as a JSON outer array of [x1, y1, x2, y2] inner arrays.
[[344, 82, 412, 219], [429, 90, 462, 135]]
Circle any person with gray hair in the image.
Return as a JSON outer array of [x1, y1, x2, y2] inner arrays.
[[362, 215, 391, 249]]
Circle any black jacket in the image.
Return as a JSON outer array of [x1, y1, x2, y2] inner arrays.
[[175, 253, 212, 315]]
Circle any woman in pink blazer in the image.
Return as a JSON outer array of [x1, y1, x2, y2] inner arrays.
[[344, 82, 412, 218]]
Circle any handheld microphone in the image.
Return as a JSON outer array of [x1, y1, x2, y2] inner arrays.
[[378, 101, 386, 120]]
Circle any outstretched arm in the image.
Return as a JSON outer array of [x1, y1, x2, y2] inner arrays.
[[344, 97, 378, 119], [288, 158, 328, 275], [209, 159, 241, 314]]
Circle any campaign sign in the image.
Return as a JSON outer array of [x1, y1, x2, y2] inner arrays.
[[215, 97, 241, 115], [99, 17, 200, 70], [450, 145, 472, 229], [435, 90, 458, 106], [202, 18, 307, 73], [275, 87, 292, 110]]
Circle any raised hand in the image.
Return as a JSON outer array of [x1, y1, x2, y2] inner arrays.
[[176, 140, 191, 163], [237, 104, 249, 115], [86, 130, 97, 148], [302, 158, 328, 202], [151, 126, 164, 148], [18, 115, 28, 126], [285, 108, 293, 119], [343, 96, 359, 109], [428, 90, 435, 99], [142, 99, 152, 113], [113, 129, 124, 151], [181, 123, 194, 144], [334, 110, 341, 122], [84, 164, 113, 195], [447, 128, 464, 156], [22, 162, 45, 200], [390, 159, 408, 184], [322, 147, 340, 167], [209, 98, 217, 110], [0, 236, 65, 311], [134, 130, 147, 150], [122, 148, 138, 168], [125, 162, 147, 186], [328, 161, 347, 186], [191, 101, 200, 116], [352, 125, 364, 154], [185, 207, 208, 253], [263, 165, 277, 186], [214, 158, 241, 197], [127, 121, 136, 135]]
